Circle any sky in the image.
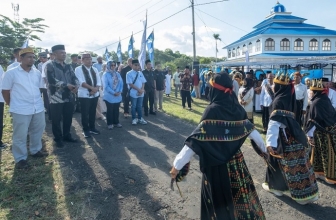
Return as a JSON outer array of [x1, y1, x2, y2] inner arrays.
[[1, 0, 336, 58]]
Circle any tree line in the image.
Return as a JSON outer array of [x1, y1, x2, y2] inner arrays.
[[0, 15, 226, 71]]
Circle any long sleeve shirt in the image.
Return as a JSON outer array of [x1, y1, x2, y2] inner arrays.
[[102, 71, 123, 103], [75, 66, 101, 98], [328, 88, 336, 109], [173, 129, 266, 170], [266, 120, 288, 148], [260, 83, 273, 107], [232, 79, 239, 95], [294, 83, 308, 111]]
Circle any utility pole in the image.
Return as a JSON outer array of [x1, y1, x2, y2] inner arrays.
[[11, 3, 20, 23], [191, 0, 199, 75]]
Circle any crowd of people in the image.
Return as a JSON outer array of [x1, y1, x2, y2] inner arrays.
[[170, 69, 336, 218], [1, 44, 336, 219], [0, 45, 203, 169]]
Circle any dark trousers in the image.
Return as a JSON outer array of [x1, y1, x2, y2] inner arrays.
[[181, 90, 191, 108], [79, 97, 98, 132], [143, 90, 155, 114], [105, 101, 120, 125], [122, 90, 130, 114], [205, 86, 210, 100], [40, 88, 51, 120], [50, 102, 74, 141], [0, 103, 3, 144], [262, 106, 270, 131], [295, 99, 304, 126]]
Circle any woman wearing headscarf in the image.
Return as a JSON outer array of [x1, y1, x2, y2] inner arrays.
[[96, 63, 107, 120], [238, 78, 254, 123], [103, 61, 123, 130], [305, 79, 336, 185], [170, 72, 266, 220], [262, 72, 319, 205]]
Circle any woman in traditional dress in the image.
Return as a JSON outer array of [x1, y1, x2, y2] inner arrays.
[[165, 70, 172, 97], [305, 79, 336, 185], [262, 72, 319, 205], [103, 61, 123, 130], [254, 73, 265, 113], [238, 78, 254, 123], [96, 63, 107, 120], [170, 72, 266, 220]]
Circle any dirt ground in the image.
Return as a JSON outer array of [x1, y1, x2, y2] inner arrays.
[[44, 110, 336, 220]]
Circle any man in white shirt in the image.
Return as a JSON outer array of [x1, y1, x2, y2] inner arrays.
[[92, 56, 103, 72], [7, 48, 22, 70], [2, 48, 47, 169], [322, 78, 336, 109], [75, 53, 101, 138], [293, 72, 308, 126], [37, 52, 50, 116], [260, 73, 274, 133], [0, 65, 7, 149], [173, 67, 181, 98]]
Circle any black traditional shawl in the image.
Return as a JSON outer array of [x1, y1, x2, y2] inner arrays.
[[265, 83, 275, 100], [185, 72, 253, 172], [82, 65, 97, 93], [305, 91, 336, 133], [241, 78, 254, 97]]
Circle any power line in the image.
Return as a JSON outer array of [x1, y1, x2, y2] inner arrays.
[[92, 6, 190, 52], [196, 8, 248, 33], [193, 0, 228, 7]]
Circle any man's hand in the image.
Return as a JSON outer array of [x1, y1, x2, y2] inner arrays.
[[114, 92, 120, 96], [302, 110, 306, 114], [67, 84, 75, 90], [72, 87, 78, 94], [91, 87, 98, 93], [170, 167, 179, 179]]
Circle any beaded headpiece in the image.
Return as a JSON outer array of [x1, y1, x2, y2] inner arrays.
[[310, 79, 324, 91], [274, 71, 290, 85]]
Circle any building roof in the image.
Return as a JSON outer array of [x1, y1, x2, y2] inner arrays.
[[224, 2, 336, 49]]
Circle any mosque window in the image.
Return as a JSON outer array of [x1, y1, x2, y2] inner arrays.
[[255, 40, 261, 52], [232, 48, 236, 57], [294, 38, 304, 51], [265, 38, 275, 51], [242, 44, 247, 55], [228, 50, 231, 58], [322, 39, 331, 51], [280, 38, 290, 51], [237, 47, 241, 56], [248, 42, 252, 53], [309, 39, 319, 51]]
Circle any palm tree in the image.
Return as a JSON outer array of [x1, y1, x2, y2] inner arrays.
[[213, 34, 221, 63]]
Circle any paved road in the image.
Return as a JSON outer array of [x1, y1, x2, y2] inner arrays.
[[44, 110, 336, 220]]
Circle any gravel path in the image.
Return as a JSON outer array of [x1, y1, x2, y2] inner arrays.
[[46, 110, 336, 220]]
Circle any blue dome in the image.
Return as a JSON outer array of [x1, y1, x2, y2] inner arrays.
[[271, 2, 286, 13]]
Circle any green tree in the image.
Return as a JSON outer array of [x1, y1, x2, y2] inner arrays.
[[0, 15, 48, 66]]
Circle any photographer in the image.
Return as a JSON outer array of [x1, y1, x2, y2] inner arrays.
[[179, 66, 193, 110]]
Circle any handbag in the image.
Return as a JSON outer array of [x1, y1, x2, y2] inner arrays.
[[126, 72, 139, 97]]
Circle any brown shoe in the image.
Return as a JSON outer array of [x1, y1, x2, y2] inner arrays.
[[15, 160, 29, 169], [31, 151, 49, 158]]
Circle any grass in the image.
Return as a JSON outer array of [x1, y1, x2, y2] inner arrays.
[[0, 91, 266, 219]]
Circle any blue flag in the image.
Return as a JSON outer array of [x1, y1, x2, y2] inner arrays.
[[104, 48, 110, 61], [146, 30, 154, 67], [117, 41, 122, 63], [128, 35, 134, 58], [138, 15, 147, 70], [21, 38, 29, 48]]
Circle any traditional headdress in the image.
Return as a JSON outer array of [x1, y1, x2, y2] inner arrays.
[[310, 79, 324, 91], [81, 53, 91, 59], [19, 47, 34, 56], [274, 71, 290, 85]]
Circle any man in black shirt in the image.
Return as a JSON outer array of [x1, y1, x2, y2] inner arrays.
[[120, 58, 132, 118], [154, 62, 166, 111], [142, 60, 156, 116]]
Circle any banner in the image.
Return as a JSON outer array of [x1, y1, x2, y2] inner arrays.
[[128, 34, 134, 58], [104, 47, 110, 61], [138, 13, 147, 70], [117, 40, 122, 63], [146, 30, 154, 67]]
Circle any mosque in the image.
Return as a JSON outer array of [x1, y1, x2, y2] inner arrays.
[[219, 1, 336, 80]]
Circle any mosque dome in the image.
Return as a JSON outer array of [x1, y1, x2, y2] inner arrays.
[[271, 1, 286, 13]]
